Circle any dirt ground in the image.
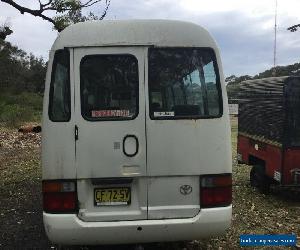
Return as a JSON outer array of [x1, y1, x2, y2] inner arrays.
[[0, 119, 299, 249]]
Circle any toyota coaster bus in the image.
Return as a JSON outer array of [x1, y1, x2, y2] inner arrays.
[[42, 20, 232, 245]]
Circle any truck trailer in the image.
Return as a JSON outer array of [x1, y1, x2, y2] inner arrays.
[[237, 76, 300, 193]]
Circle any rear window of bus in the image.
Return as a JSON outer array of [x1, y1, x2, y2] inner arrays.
[[80, 54, 139, 121], [148, 48, 222, 119]]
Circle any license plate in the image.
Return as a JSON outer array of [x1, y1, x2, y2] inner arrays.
[[94, 187, 131, 206]]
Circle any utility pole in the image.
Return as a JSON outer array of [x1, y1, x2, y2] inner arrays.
[[273, 0, 278, 76]]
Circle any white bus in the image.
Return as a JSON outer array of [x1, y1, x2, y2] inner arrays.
[[42, 20, 232, 246]]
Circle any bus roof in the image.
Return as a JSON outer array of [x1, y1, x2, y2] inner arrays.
[[51, 19, 218, 51]]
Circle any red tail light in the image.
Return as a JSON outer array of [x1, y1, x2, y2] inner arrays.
[[200, 174, 232, 208], [43, 180, 77, 213]]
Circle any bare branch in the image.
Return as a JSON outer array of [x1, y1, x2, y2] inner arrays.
[[38, 0, 43, 11], [41, 0, 53, 8], [1, 0, 46, 16], [99, 0, 110, 20], [1, 0, 111, 32], [81, 0, 102, 8]]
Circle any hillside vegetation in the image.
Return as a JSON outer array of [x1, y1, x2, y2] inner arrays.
[[226, 63, 300, 100], [0, 39, 46, 127]]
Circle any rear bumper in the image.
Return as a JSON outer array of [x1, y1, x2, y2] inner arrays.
[[43, 206, 232, 245]]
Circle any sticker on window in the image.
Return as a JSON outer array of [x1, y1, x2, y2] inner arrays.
[[91, 110, 130, 118], [154, 111, 175, 117]]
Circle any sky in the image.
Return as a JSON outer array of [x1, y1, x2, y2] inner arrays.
[[1, 0, 300, 77]]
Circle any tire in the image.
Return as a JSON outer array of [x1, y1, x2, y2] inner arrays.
[[250, 165, 270, 194], [250, 166, 259, 187]]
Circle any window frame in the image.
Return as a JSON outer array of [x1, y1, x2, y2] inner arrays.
[[79, 54, 140, 122], [148, 47, 223, 120], [48, 49, 71, 122]]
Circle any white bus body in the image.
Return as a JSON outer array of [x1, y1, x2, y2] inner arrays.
[[42, 20, 232, 245]]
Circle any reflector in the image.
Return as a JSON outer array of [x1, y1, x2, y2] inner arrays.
[[201, 175, 232, 188], [200, 174, 232, 208], [42, 182, 62, 193], [201, 187, 232, 208], [43, 180, 77, 213], [43, 192, 76, 213]]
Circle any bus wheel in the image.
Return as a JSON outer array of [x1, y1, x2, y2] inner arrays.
[[250, 165, 270, 194]]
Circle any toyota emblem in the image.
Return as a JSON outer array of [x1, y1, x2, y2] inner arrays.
[[180, 185, 192, 195]]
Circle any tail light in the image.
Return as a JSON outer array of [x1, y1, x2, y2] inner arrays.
[[43, 180, 77, 213], [200, 174, 232, 208]]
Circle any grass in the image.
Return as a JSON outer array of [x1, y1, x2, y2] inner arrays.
[[0, 92, 43, 128], [0, 116, 299, 249]]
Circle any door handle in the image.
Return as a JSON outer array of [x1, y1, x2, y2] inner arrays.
[[75, 125, 79, 141], [123, 135, 139, 157]]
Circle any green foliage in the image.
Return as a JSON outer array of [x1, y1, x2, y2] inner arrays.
[[0, 92, 43, 127], [226, 63, 300, 100], [254, 63, 300, 79], [53, 3, 105, 31], [0, 92, 43, 110], [52, 0, 82, 30], [51, 0, 81, 12], [0, 39, 46, 94], [0, 104, 32, 128], [0, 39, 45, 127]]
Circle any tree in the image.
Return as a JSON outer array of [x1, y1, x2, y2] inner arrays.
[[287, 24, 300, 32], [0, 39, 46, 93], [0, 23, 13, 40], [26, 53, 47, 93], [225, 75, 237, 85], [0, 0, 111, 32]]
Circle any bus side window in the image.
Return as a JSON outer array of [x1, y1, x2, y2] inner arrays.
[[48, 50, 71, 122]]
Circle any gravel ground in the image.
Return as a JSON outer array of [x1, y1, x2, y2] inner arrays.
[[0, 120, 299, 249]]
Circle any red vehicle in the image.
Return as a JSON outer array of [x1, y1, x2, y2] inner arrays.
[[237, 76, 300, 193]]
